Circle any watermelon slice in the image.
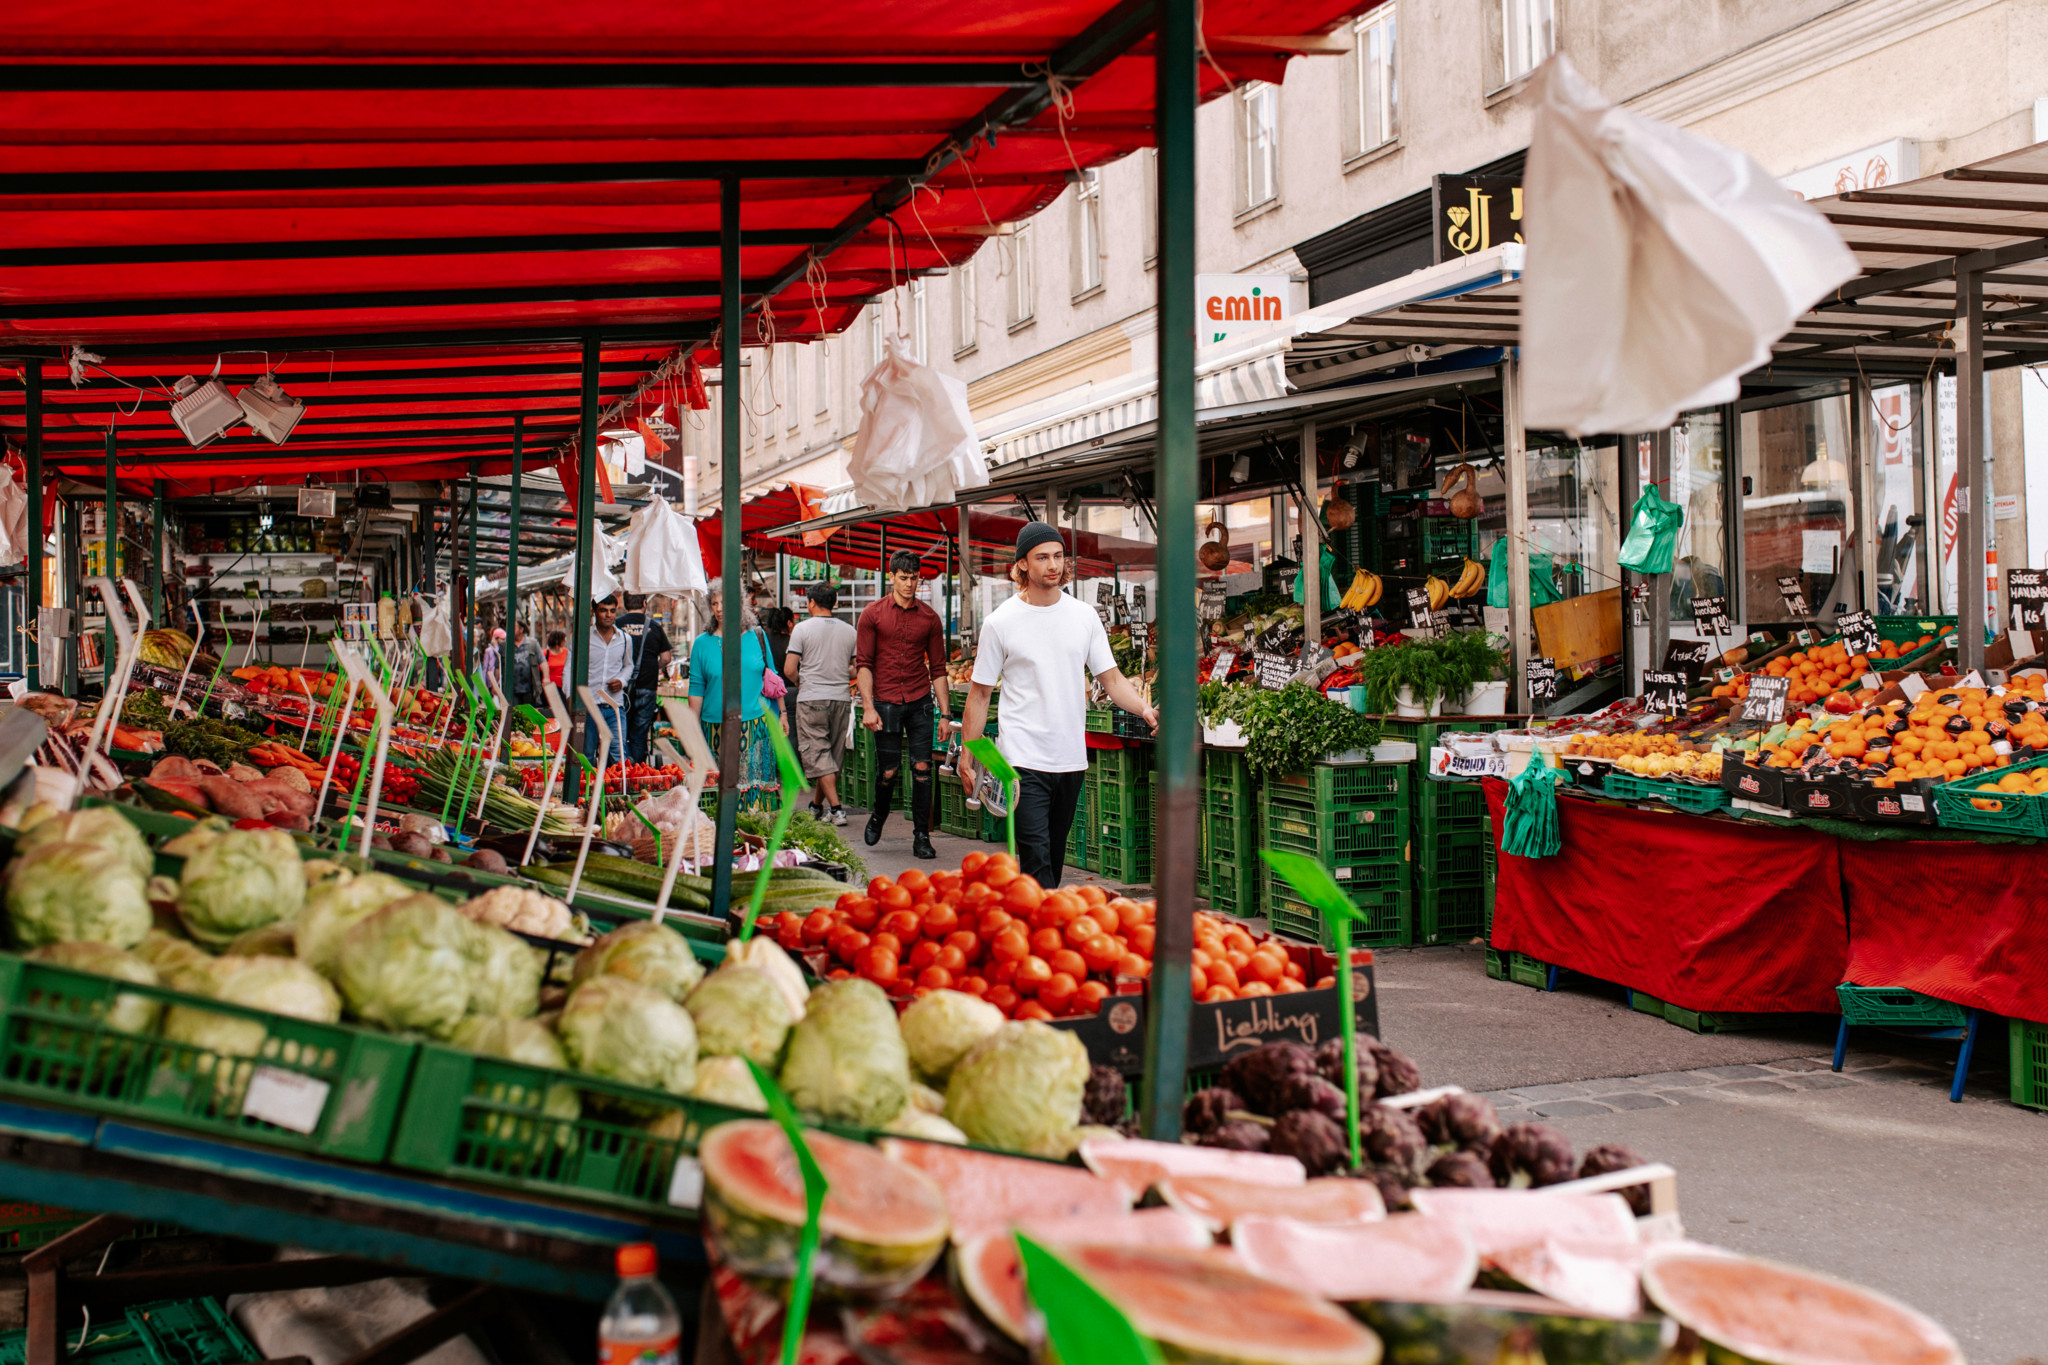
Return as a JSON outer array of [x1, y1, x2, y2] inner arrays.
[[1232, 1214, 1479, 1304], [1641, 1246, 1963, 1365], [700, 1119, 950, 1296], [1353, 1289, 1672, 1365], [878, 1136, 1132, 1243], [1161, 1175, 1386, 1234], [955, 1208, 1215, 1345], [1488, 1238, 1644, 1319], [1050, 1243, 1383, 1365], [1405, 1187, 1638, 1259], [1078, 1135, 1306, 1197]]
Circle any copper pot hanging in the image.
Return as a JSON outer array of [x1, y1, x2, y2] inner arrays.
[[1442, 464, 1483, 520], [1324, 487, 1356, 533], [1198, 522, 1231, 572]]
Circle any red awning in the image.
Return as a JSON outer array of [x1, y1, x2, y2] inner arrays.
[[741, 505, 1156, 579], [1, 1, 1375, 504]]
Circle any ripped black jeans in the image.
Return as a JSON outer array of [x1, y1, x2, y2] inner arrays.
[[872, 698, 937, 834]]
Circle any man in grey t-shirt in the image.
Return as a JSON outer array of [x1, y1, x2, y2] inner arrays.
[[784, 583, 859, 823]]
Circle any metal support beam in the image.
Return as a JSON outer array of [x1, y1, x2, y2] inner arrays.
[[25, 1214, 136, 1365], [466, 464, 479, 668], [1956, 270, 1988, 671], [1, 161, 922, 199], [1648, 429, 1672, 682], [1503, 359, 1533, 712], [0, 63, 1039, 93], [24, 364, 40, 691], [506, 417, 524, 716], [5, 278, 779, 323], [1140, 0, 1196, 1143], [150, 481, 164, 622], [569, 339, 600, 804], [103, 428, 116, 689], [1300, 419, 1320, 641], [712, 179, 744, 925]]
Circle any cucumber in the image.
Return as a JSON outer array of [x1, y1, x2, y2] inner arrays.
[[571, 853, 669, 898], [522, 864, 712, 912]]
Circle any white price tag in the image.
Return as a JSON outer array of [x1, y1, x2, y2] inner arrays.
[[668, 1155, 705, 1209], [240, 1066, 331, 1135], [1959, 670, 1985, 689], [1334, 867, 1352, 881], [2011, 631, 2038, 658], [1902, 794, 1926, 813], [1899, 674, 1929, 700], [1861, 672, 1882, 691]]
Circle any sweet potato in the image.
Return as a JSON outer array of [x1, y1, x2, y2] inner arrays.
[[195, 775, 266, 820], [151, 778, 210, 809], [151, 756, 203, 784], [240, 778, 315, 819]]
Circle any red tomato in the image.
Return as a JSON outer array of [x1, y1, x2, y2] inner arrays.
[[978, 908, 1015, 937], [1087, 905, 1120, 935], [934, 945, 967, 974], [869, 931, 903, 958], [1314, 975, 1336, 990], [1074, 980, 1110, 1012], [960, 881, 998, 909], [835, 892, 864, 913], [1127, 923, 1155, 956], [1014, 1000, 1054, 1022], [856, 945, 899, 982], [801, 911, 836, 945], [879, 909, 922, 942], [867, 876, 896, 899], [990, 928, 1030, 964], [1238, 981, 1274, 997], [825, 968, 852, 981], [956, 975, 989, 997], [1029, 926, 1065, 957], [878, 885, 913, 912], [897, 868, 931, 896], [929, 871, 963, 897], [1075, 885, 1109, 908], [1206, 959, 1241, 992], [831, 929, 871, 966], [1244, 951, 1285, 985], [908, 939, 941, 971], [1063, 915, 1101, 948], [1038, 972, 1079, 1015], [774, 910, 804, 936], [981, 855, 1021, 891], [1282, 960, 1305, 982], [1189, 964, 1209, 996], [960, 851, 990, 881], [1114, 899, 1146, 931], [921, 903, 960, 937], [1081, 936, 1125, 975], [1048, 948, 1088, 980], [984, 984, 1020, 1014], [843, 897, 880, 931], [776, 929, 805, 954], [1116, 954, 1150, 978], [988, 959, 1019, 987], [1043, 890, 1086, 924], [1014, 954, 1053, 995], [1276, 977, 1308, 994], [1002, 876, 1046, 915], [916, 965, 953, 991], [944, 930, 982, 964]]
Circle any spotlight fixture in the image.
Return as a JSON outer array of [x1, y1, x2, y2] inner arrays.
[[236, 373, 305, 445], [168, 375, 243, 448], [1230, 452, 1252, 484]]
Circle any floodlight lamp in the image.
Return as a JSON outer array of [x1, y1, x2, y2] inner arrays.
[[168, 375, 243, 448], [1230, 452, 1252, 484], [236, 373, 305, 445]]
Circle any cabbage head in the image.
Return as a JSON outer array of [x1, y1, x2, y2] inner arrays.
[[898, 989, 1004, 1085], [15, 807, 152, 880], [333, 895, 477, 1039], [135, 929, 216, 993], [685, 966, 793, 1068], [689, 1055, 766, 1113], [778, 977, 910, 1128], [463, 922, 543, 1019], [227, 922, 296, 958], [177, 828, 306, 948], [161, 827, 224, 859], [570, 921, 705, 1003], [883, 1107, 968, 1144], [6, 841, 152, 949], [450, 1016, 580, 1128], [557, 976, 698, 1097], [300, 859, 350, 888], [163, 955, 341, 1063], [295, 871, 413, 976], [27, 942, 162, 1034], [944, 1021, 1090, 1154]]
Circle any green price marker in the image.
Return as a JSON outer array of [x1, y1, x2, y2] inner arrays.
[[1014, 1233, 1164, 1365], [743, 1060, 827, 1365], [964, 738, 1017, 858], [515, 703, 547, 730], [739, 713, 808, 941], [1259, 848, 1365, 1173]]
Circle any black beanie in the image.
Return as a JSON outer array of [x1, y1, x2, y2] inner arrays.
[[1015, 521, 1064, 559]]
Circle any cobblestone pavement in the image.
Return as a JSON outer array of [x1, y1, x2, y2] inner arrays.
[[1482, 1050, 1959, 1123]]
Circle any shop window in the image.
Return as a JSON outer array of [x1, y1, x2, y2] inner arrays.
[[952, 255, 979, 357], [1739, 393, 1857, 624], [1496, 0, 1555, 88], [1666, 411, 1727, 620], [908, 279, 929, 362], [1870, 384, 1927, 614], [1006, 221, 1037, 329], [1521, 440, 1625, 606], [1343, 5, 1399, 163], [1235, 82, 1280, 215]]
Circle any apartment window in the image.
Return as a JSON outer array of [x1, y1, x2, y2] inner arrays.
[[1070, 169, 1105, 297], [1235, 82, 1280, 215], [814, 341, 831, 415], [952, 255, 979, 357], [1141, 150, 1159, 267], [908, 279, 929, 362], [1343, 5, 1398, 162], [782, 345, 799, 429], [1499, 0, 1554, 86], [868, 304, 883, 371], [1006, 221, 1037, 329]]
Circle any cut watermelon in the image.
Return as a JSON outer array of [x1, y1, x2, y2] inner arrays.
[[700, 1119, 950, 1296], [1049, 1243, 1383, 1365], [955, 1208, 1214, 1345], [1641, 1247, 1962, 1365], [878, 1136, 1132, 1244], [1405, 1187, 1638, 1259], [1079, 1135, 1306, 1197], [1486, 1238, 1644, 1319], [1161, 1175, 1386, 1234], [1232, 1214, 1478, 1304], [1352, 1289, 1672, 1365]]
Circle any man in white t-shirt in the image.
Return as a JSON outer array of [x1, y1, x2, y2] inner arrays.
[[959, 522, 1156, 887]]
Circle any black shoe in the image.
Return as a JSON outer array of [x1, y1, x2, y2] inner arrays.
[[864, 809, 888, 846], [912, 833, 938, 860]]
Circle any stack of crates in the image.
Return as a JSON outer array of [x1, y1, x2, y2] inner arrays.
[[1093, 745, 1154, 884], [1065, 778, 1092, 872], [1202, 749, 1258, 919], [1260, 761, 1411, 946], [1376, 718, 1513, 945], [938, 783, 977, 838], [841, 721, 873, 809]]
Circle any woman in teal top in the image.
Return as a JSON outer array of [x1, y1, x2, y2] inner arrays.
[[688, 598, 776, 808]]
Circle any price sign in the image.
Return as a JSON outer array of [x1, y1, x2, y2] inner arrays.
[[1629, 583, 1650, 627], [1132, 586, 1147, 617], [1209, 649, 1236, 681], [2008, 568, 2048, 631], [1129, 621, 1149, 656], [1252, 650, 1296, 689], [1405, 587, 1436, 636], [1525, 657, 1558, 702], [1199, 582, 1227, 621], [1642, 670, 1689, 717], [1776, 576, 1810, 619], [1094, 599, 1113, 630], [1738, 674, 1791, 725], [1690, 595, 1732, 637], [1662, 638, 1715, 681], [1837, 610, 1880, 657]]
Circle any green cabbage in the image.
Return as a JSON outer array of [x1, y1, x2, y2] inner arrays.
[[15, 807, 153, 880], [176, 828, 306, 948], [685, 966, 793, 1068], [450, 1015, 581, 1129], [463, 922, 543, 1019], [898, 989, 1005, 1085], [26, 942, 162, 1034], [557, 976, 698, 1097], [883, 1107, 969, 1144], [162, 955, 341, 1107], [299, 859, 350, 887], [294, 871, 413, 976], [333, 895, 477, 1039], [777, 977, 910, 1128], [6, 841, 152, 949], [689, 1055, 766, 1112], [944, 1021, 1090, 1153], [227, 922, 297, 958], [161, 827, 224, 859], [135, 929, 216, 993], [570, 921, 705, 1003]]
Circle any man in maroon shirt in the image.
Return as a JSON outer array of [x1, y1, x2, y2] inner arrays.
[[855, 550, 954, 859]]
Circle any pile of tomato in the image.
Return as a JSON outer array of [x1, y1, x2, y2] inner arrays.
[[602, 761, 683, 790]]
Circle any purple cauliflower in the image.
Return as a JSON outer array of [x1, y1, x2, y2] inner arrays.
[[1578, 1142, 1653, 1216], [1489, 1122, 1575, 1188], [1369, 1041, 1422, 1098], [1277, 1072, 1349, 1122], [1367, 1169, 1413, 1212], [1220, 1042, 1320, 1117], [1183, 1087, 1245, 1137], [1314, 1036, 1381, 1098], [1197, 1120, 1272, 1154], [1269, 1109, 1349, 1177], [1082, 1066, 1128, 1128], [1415, 1092, 1503, 1155], [1426, 1150, 1496, 1189], [1361, 1102, 1428, 1179]]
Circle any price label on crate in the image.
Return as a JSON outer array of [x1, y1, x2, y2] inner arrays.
[[240, 1066, 331, 1135], [1838, 609, 1880, 656], [1199, 582, 1228, 621], [2008, 567, 2048, 630], [1738, 674, 1791, 725], [1776, 576, 1810, 619], [1209, 649, 1236, 681], [1526, 656, 1558, 701], [1252, 650, 1296, 690], [1690, 595, 1733, 637], [1642, 670, 1689, 717], [1662, 638, 1715, 681]]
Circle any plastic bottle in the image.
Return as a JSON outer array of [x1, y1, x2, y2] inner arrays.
[[598, 1243, 681, 1365], [377, 593, 396, 639]]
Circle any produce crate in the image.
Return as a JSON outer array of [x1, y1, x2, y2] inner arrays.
[[1415, 874, 1488, 945], [1931, 753, 2048, 838], [390, 1043, 759, 1214], [1065, 783, 1091, 872], [1662, 1004, 1785, 1034], [1265, 760, 1408, 817], [1417, 778, 1490, 841], [2011, 1018, 2048, 1111], [1202, 811, 1260, 919], [1260, 790, 1408, 864], [1602, 773, 1732, 813], [1265, 865, 1409, 948], [0, 1298, 257, 1365], [1421, 516, 1478, 565], [1484, 950, 1549, 989], [0, 1202, 170, 1252], [1418, 830, 1487, 885], [938, 784, 977, 839], [1630, 989, 1666, 1016], [0, 954, 415, 1162], [979, 805, 1011, 845], [1085, 706, 1113, 733], [1836, 984, 1969, 1030]]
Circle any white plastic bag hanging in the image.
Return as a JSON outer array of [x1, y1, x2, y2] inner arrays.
[[622, 496, 710, 595], [846, 334, 990, 512], [1521, 56, 1858, 436], [589, 529, 626, 602], [0, 465, 26, 568], [417, 592, 453, 657]]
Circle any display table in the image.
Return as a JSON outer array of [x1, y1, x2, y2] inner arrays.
[[1841, 839, 2048, 1023]]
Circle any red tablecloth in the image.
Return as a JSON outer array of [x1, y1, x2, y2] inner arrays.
[[1841, 839, 2048, 1023], [1483, 780, 1848, 1013]]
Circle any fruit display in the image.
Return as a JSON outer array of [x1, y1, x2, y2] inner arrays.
[[1612, 749, 1721, 781], [1708, 635, 1937, 705], [1338, 568, 1384, 611], [1640, 1246, 1961, 1365], [1423, 557, 1487, 611], [1751, 679, 2048, 786], [1561, 733, 1704, 763]]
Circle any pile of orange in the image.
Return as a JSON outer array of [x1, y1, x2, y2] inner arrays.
[[1712, 635, 1937, 703], [1757, 678, 2048, 787], [1564, 733, 1702, 760], [1965, 766, 2048, 809]]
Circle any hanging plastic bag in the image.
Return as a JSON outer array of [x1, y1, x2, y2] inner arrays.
[[1616, 484, 1686, 575], [418, 592, 453, 657], [622, 496, 710, 596], [846, 334, 990, 511], [1487, 537, 1564, 610], [590, 530, 625, 602], [1521, 56, 1857, 435], [1501, 760, 1563, 859], [1293, 546, 1340, 609]]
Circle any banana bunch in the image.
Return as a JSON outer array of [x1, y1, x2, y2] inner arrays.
[[1425, 575, 1451, 611], [138, 629, 197, 668], [1339, 569, 1383, 611], [1448, 557, 1487, 600]]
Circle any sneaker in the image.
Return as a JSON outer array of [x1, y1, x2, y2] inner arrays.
[[912, 833, 938, 860], [830, 807, 848, 826], [864, 809, 888, 846]]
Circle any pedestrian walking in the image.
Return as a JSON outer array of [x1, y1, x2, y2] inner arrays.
[[578, 595, 632, 768], [545, 630, 567, 691], [509, 621, 544, 709], [855, 550, 954, 860], [615, 594, 675, 761], [481, 626, 505, 687], [959, 523, 1155, 888], [784, 583, 858, 825], [688, 596, 776, 810]]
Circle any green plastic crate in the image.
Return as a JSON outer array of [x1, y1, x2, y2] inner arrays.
[[1065, 785, 1091, 871], [938, 785, 976, 838], [1484, 949, 1548, 988], [1662, 1004, 1784, 1034], [1096, 839, 1152, 886], [0, 954, 415, 1162], [1085, 707, 1112, 733], [1415, 873, 1488, 945], [1417, 779, 1490, 839], [390, 1043, 760, 1213], [1265, 870, 1409, 948], [1630, 988, 1666, 1015], [1421, 516, 1477, 565], [2011, 1018, 2048, 1110], [1266, 760, 1408, 813], [1931, 754, 2048, 838], [1261, 791, 1408, 864], [1205, 749, 1255, 809], [0, 1201, 170, 1252], [1093, 745, 1151, 786], [0, 1299, 256, 1365], [1419, 830, 1488, 884], [1836, 984, 1969, 1029], [1602, 773, 1732, 813]]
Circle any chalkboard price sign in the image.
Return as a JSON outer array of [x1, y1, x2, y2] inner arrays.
[[1690, 595, 1732, 637], [1526, 657, 1558, 701], [1662, 638, 1716, 681], [1199, 583, 1227, 621], [1129, 621, 1149, 656], [1642, 670, 1689, 717], [1837, 610, 1879, 657], [1738, 674, 1791, 725], [1253, 650, 1296, 689], [1775, 576, 1810, 619], [2008, 568, 2048, 631], [1405, 587, 1439, 637]]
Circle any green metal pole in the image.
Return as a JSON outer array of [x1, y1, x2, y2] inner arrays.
[[505, 416, 523, 718], [1141, 0, 1198, 1142], [151, 480, 165, 623], [569, 337, 599, 806], [103, 426, 117, 691], [712, 177, 744, 924], [466, 461, 478, 670], [23, 362, 40, 691]]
